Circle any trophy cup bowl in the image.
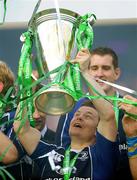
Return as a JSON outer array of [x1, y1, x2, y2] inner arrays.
[[32, 8, 79, 115]]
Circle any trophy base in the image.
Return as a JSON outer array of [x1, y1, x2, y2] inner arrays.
[[35, 86, 75, 115]]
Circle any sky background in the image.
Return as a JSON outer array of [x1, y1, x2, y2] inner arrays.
[[0, 0, 137, 23]]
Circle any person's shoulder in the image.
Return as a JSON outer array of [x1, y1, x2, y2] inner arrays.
[[0, 108, 16, 133]]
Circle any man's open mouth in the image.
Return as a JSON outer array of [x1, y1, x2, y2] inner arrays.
[[74, 123, 82, 128]]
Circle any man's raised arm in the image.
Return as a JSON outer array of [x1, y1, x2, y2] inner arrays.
[[13, 103, 41, 155], [73, 48, 117, 141]]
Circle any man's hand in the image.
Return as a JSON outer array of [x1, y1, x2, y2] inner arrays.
[[13, 118, 41, 155], [71, 48, 91, 72], [119, 95, 137, 115], [14, 101, 31, 136], [119, 95, 137, 137], [122, 116, 137, 137], [13, 120, 30, 136]]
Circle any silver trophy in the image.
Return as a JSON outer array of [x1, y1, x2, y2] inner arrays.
[[32, 8, 80, 115]]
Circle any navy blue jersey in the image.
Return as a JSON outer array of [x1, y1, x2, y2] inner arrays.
[[55, 96, 132, 179], [0, 109, 16, 133], [31, 132, 119, 179]]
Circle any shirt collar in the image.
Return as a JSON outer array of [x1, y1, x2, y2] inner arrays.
[[40, 125, 48, 137]]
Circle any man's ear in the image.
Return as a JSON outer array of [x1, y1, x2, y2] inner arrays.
[[0, 82, 4, 93], [114, 67, 121, 80]]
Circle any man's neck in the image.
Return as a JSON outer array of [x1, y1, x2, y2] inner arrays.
[[71, 136, 96, 150], [106, 89, 117, 96]]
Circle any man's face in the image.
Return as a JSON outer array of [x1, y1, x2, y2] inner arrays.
[[88, 54, 120, 94], [69, 106, 99, 143], [33, 107, 46, 131]]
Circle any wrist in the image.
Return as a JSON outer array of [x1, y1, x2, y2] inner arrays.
[[14, 124, 30, 137], [127, 136, 137, 158]]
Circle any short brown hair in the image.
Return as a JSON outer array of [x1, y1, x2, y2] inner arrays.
[[0, 61, 15, 95], [81, 99, 96, 110], [91, 47, 119, 68]]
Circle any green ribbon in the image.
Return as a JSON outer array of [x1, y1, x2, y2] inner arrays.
[[72, 64, 82, 95], [0, 0, 7, 25], [0, 166, 15, 180], [125, 112, 137, 120], [0, 85, 16, 118], [17, 30, 35, 126], [63, 146, 79, 180], [113, 98, 119, 128], [76, 13, 96, 50]]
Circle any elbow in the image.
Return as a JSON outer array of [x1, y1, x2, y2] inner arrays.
[[102, 108, 115, 121]]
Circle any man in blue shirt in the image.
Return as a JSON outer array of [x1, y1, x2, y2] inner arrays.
[[13, 49, 119, 179], [56, 47, 132, 179]]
